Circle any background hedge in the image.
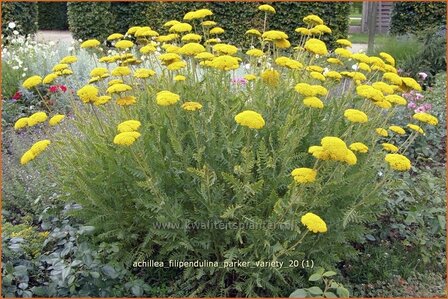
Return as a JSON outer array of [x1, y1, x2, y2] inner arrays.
[[1, 1, 38, 37], [390, 1, 447, 35], [65, 1, 349, 46], [38, 2, 69, 30], [67, 1, 114, 41]]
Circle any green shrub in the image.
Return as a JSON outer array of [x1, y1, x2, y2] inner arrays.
[[38, 2, 69, 30], [399, 27, 446, 80], [1, 2, 38, 37], [67, 2, 114, 40], [110, 2, 153, 34], [390, 2, 446, 35]]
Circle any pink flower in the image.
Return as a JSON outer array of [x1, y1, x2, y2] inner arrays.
[[407, 102, 417, 109], [415, 93, 424, 101], [418, 72, 428, 80], [231, 77, 247, 86]]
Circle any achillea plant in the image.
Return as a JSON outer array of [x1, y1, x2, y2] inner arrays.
[[16, 5, 439, 297]]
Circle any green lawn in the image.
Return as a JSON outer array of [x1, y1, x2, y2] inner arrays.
[[347, 32, 389, 44]]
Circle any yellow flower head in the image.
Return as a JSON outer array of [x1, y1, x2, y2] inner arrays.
[[303, 14, 324, 25], [195, 52, 215, 60], [382, 143, 399, 153], [77, 85, 99, 103], [275, 57, 303, 69], [325, 71, 342, 80], [163, 20, 180, 28], [245, 29, 262, 37], [117, 96, 137, 106], [235, 110, 265, 129], [379, 52, 395, 66], [262, 30, 288, 40], [30, 140, 51, 155], [111, 66, 131, 76], [106, 83, 132, 94], [349, 142, 368, 153], [310, 71, 325, 81], [107, 33, 124, 41], [295, 27, 311, 35], [60, 55, 77, 64], [389, 125, 406, 135], [407, 124, 425, 135], [52, 64, 68, 72], [90, 67, 108, 78], [182, 101, 203, 111], [43, 73, 58, 84], [22, 75, 42, 89], [49, 114, 65, 126], [295, 83, 328, 97], [174, 75, 186, 81], [304, 38, 328, 56], [169, 23, 192, 33], [244, 74, 257, 81], [213, 43, 238, 55], [383, 72, 402, 85], [156, 90, 180, 106], [115, 40, 134, 49], [385, 154, 411, 171], [375, 128, 388, 137], [20, 150, 36, 165], [140, 44, 157, 54], [210, 27, 225, 35], [246, 48, 264, 57], [29, 112, 48, 125], [385, 95, 407, 106], [314, 24, 332, 34], [412, 112, 438, 126], [14, 117, 29, 130], [201, 20, 217, 27], [291, 168, 317, 183], [134, 68, 155, 79], [94, 95, 112, 106], [181, 33, 202, 42], [344, 109, 368, 123], [260, 69, 280, 86], [301, 212, 327, 233], [258, 4, 276, 13], [401, 77, 422, 91], [303, 97, 324, 109], [210, 55, 240, 71], [179, 43, 206, 56], [113, 132, 141, 146], [158, 53, 181, 65], [167, 61, 187, 71], [117, 120, 141, 133], [334, 47, 352, 58], [336, 39, 352, 48], [372, 82, 394, 95], [81, 39, 100, 48]]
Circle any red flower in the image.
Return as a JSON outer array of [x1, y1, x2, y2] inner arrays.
[[12, 91, 22, 100], [49, 84, 68, 93]]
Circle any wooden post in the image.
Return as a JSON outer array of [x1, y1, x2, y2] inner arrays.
[[367, 1, 378, 54]]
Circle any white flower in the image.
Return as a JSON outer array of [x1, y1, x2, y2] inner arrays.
[[13, 30, 19, 35], [12, 65, 19, 70], [49, 41, 55, 46], [22, 73, 26, 77], [352, 64, 359, 71], [244, 63, 250, 70], [8, 22, 16, 29]]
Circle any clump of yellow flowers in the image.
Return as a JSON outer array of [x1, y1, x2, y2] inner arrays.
[[16, 4, 440, 255]]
